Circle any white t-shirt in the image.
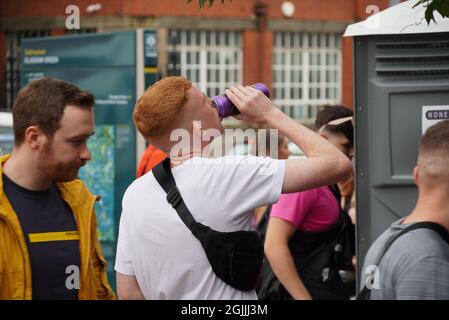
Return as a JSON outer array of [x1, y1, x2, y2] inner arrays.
[[115, 155, 285, 300]]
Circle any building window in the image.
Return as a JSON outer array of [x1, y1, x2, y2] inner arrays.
[[272, 32, 342, 122], [4, 30, 50, 110], [168, 29, 242, 98]]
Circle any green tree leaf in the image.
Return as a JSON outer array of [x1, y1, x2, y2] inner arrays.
[[425, 1, 437, 23], [415, 0, 449, 24], [435, 0, 449, 18]]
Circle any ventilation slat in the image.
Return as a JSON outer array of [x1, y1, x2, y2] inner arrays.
[[376, 40, 449, 49], [376, 51, 449, 59], [375, 37, 449, 77]]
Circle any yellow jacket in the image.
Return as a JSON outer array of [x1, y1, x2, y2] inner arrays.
[[0, 155, 116, 300]]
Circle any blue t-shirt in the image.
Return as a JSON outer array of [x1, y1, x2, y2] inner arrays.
[[3, 173, 80, 300]]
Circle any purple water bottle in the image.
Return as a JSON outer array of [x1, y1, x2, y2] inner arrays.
[[212, 83, 270, 119]]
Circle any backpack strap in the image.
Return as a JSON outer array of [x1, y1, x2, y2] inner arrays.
[[327, 184, 342, 206], [357, 221, 449, 299], [152, 158, 197, 231]]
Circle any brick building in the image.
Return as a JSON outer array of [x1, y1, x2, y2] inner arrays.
[[0, 0, 400, 123]]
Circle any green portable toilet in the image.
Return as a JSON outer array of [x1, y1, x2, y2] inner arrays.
[[344, 1, 449, 290], [20, 29, 158, 291]]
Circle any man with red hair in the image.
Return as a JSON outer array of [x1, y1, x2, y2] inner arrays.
[[115, 76, 352, 300]]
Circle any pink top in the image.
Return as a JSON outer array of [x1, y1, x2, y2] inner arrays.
[[270, 186, 340, 232]]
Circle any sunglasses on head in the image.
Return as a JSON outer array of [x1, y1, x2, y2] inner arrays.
[[318, 116, 354, 134]]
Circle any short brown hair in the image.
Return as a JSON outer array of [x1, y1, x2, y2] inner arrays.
[[420, 120, 449, 154], [12, 77, 94, 146], [418, 120, 449, 187], [133, 76, 192, 138]]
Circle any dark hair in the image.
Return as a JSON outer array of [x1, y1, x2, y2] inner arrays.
[[315, 104, 353, 144], [12, 77, 94, 146], [420, 119, 449, 154]]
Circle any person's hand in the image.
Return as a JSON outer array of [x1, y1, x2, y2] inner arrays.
[[224, 85, 278, 124]]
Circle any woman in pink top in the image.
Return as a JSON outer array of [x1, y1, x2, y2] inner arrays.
[[262, 105, 354, 300], [271, 186, 341, 231]]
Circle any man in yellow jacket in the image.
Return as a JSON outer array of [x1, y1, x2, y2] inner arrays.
[[0, 77, 115, 300]]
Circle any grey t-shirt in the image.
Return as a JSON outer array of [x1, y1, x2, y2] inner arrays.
[[360, 218, 449, 300]]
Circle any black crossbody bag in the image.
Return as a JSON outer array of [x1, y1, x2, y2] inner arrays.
[[152, 158, 264, 291], [357, 221, 449, 300]]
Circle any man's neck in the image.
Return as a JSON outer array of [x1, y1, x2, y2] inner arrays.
[[168, 144, 211, 167], [2, 152, 52, 191], [403, 191, 449, 231], [170, 151, 208, 167]]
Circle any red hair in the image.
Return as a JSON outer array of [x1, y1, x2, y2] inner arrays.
[[133, 77, 192, 138]]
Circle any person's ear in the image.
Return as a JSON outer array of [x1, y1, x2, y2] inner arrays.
[[319, 131, 329, 140], [24, 126, 46, 150], [413, 166, 419, 187]]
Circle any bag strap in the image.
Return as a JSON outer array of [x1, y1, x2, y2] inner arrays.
[[324, 184, 350, 259], [327, 184, 350, 230], [327, 184, 342, 206], [152, 157, 198, 231], [358, 221, 449, 299]]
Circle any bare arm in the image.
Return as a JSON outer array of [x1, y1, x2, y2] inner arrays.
[[264, 217, 312, 300], [116, 272, 145, 300], [266, 109, 352, 193], [225, 86, 353, 193]]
